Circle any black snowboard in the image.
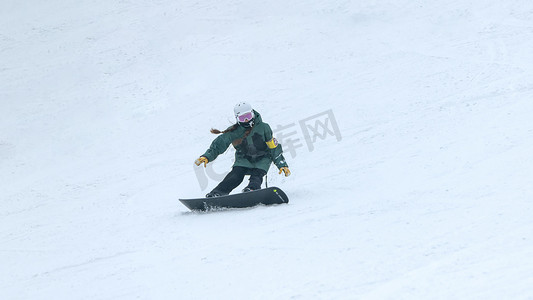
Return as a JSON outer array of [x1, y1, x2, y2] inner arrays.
[[179, 187, 289, 211]]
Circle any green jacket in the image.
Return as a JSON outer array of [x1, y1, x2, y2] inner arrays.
[[202, 110, 288, 172]]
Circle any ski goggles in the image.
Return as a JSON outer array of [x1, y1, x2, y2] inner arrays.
[[237, 111, 254, 123]]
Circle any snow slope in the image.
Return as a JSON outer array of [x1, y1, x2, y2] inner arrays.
[[2, 0, 533, 299]]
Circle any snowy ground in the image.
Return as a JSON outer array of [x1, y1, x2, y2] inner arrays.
[[2, 0, 533, 299]]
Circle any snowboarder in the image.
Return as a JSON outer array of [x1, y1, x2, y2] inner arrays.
[[194, 102, 291, 197]]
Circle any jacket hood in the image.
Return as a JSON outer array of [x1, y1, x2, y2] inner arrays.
[[252, 109, 263, 124]]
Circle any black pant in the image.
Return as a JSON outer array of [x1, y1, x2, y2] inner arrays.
[[212, 166, 267, 195]]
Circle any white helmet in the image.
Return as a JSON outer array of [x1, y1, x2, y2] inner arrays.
[[234, 102, 255, 127]]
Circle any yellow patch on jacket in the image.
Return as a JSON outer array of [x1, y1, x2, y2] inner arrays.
[[266, 138, 278, 149]]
